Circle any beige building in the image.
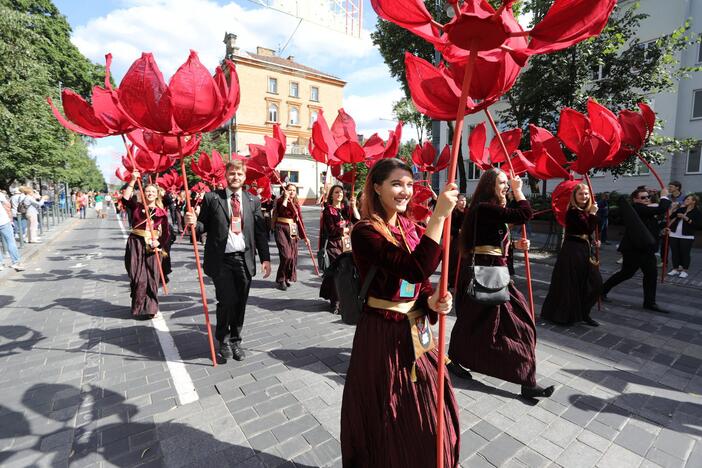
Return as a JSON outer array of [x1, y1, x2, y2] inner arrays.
[[224, 33, 346, 203]]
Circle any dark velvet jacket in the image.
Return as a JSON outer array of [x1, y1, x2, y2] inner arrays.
[[669, 207, 702, 236], [123, 197, 170, 249], [565, 208, 599, 237], [322, 204, 355, 240], [464, 200, 532, 250], [619, 198, 671, 253], [351, 217, 441, 322]]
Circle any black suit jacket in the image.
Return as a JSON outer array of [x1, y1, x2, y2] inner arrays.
[[195, 189, 270, 278], [619, 197, 671, 253]]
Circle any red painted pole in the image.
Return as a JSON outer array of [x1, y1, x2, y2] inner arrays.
[[436, 45, 477, 468], [583, 173, 602, 311], [178, 137, 218, 367], [484, 109, 535, 319], [635, 155, 669, 282], [121, 136, 169, 295]]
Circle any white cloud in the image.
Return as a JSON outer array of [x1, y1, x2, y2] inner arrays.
[[343, 64, 393, 86], [88, 137, 124, 183], [72, 0, 376, 81], [343, 88, 404, 140]]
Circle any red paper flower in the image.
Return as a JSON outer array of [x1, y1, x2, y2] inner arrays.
[[117, 50, 239, 135], [331, 165, 356, 184], [600, 102, 655, 168], [468, 123, 492, 170], [128, 129, 202, 158], [310, 109, 341, 165], [523, 124, 571, 180], [191, 151, 226, 187], [501, 150, 535, 176], [156, 170, 184, 193], [552, 179, 583, 227], [115, 167, 132, 183], [412, 141, 450, 173], [247, 176, 272, 201], [383, 120, 403, 157]]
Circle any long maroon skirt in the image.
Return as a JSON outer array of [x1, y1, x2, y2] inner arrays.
[[448, 256, 537, 387], [124, 235, 159, 317], [274, 223, 298, 283], [319, 237, 344, 303], [341, 310, 460, 467], [541, 238, 602, 325]]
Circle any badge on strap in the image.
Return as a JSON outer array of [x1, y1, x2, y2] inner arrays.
[[231, 216, 242, 234], [399, 279, 417, 298]]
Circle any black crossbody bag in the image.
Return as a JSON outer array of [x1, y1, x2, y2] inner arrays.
[[465, 210, 511, 305]]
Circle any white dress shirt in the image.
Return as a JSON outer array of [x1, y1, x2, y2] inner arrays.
[[225, 188, 246, 253]]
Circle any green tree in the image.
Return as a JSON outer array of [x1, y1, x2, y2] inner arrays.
[[392, 97, 431, 145], [0, 0, 106, 190], [502, 0, 700, 179]]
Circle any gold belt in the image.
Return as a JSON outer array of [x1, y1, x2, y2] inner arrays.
[[276, 217, 295, 225], [131, 228, 153, 240], [567, 234, 590, 241], [470, 245, 503, 256], [366, 296, 417, 314]]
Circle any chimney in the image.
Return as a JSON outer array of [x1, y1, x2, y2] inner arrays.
[[286, 55, 295, 62], [256, 46, 276, 57], [223, 32, 239, 59]]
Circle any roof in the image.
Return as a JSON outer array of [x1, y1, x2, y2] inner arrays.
[[237, 51, 345, 83]]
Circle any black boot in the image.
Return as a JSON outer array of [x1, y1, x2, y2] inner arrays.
[[521, 385, 555, 399], [584, 317, 600, 327], [447, 361, 473, 380]]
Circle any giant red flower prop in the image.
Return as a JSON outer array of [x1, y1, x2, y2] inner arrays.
[[117, 50, 239, 136], [156, 170, 184, 193], [128, 129, 202, 158], [191, 151, 226, 187], [412, 141, 450, 173], [552, 179, 583, 227], [522, 124, 571, 180]]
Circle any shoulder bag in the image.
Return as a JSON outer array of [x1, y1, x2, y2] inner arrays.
[[465, 209, 511, 305]]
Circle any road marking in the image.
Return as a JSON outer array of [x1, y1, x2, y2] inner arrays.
[[117, 215, 199, 405]]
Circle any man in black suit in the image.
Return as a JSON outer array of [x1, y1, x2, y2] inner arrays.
[[602, 186, 670, 313], [185, 160, 271, 361]]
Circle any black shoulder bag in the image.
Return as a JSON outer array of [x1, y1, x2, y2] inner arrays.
[[465, 210, 511, 305]]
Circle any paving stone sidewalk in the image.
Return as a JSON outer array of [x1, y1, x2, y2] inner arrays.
[[0, 207, 700, 467]]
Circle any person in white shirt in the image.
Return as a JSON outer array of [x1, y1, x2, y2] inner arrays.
[[0, 191, 24, 271]]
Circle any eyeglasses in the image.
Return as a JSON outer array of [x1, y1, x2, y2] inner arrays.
[[638, 195, 650, 200]]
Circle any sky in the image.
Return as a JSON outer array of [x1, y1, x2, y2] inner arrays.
[[53, 0, 404, 183]]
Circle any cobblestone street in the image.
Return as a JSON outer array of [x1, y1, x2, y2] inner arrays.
[[1, 209, 701, 467]]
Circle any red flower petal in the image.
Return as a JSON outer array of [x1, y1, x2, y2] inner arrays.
[[331, 108, 358, 145], [334, 140, 366, 164], [118, 52, 173, 133], [48, 91, 111, 137], [169, 50, 222, 133], [552, 179, 583, 227], [488, 128, 522, 163]]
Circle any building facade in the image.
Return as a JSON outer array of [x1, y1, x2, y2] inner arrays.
[[438, 0, 702, 196], [224, 33, 345, 203]]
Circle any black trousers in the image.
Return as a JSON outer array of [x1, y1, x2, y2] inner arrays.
[[603, 250, 657, 306], [669, 237, 694, 270], [212, 252, 251, 345]]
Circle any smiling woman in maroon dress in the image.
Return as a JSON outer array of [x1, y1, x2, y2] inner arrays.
[[274, 184, 304, 290], [340, 158, 460, 467], [319, 185, 359, 313], [447, 168, 554, 399], [541, 183, 602, 326], [122, 171, 170, 319]]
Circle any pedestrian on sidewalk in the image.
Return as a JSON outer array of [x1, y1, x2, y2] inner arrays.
[[541, 183, 602, 327], [602, 187, 671, 313], [447, 168, 555, 399], [185, 160, 271, 362], [122, 172, 170, 319], [666, 194, 701, 279], [19, 187, 45, 244], [340, 158, 460, 467], [94, 192, 105, 219], [318, 185, 359, 314], [76, 191, 87, 219], [10, 187, 27, 242], [273, 184, 305, 291], [0, 190, 25, 271]]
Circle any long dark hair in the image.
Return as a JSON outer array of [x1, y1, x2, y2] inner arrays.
[[360, 158, 413, 246], [459, 168, 504, 255], [326, 184, 346, 206]]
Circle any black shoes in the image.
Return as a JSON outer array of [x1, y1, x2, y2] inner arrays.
[[584, 317, 600, 327], [447, 361, 473, 380], [644, 303, 668, 314], [521, 385, 555, 399], [219, 341, 233, 360], [276, 282, 287, 291], [231, 346, 245, 361]]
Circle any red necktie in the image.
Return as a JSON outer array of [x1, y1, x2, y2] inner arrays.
[[230, 193, 242, 232]]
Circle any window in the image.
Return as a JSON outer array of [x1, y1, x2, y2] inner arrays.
[[698, 35, 702, 63], [279, 170, 299, 183], [591, 64, 607, 81], [290, 82, 299, 98], [289, 107, 299, 125], [467, 161, 481, 180], [309, 110, 318, 127], [267, 77, 278, 94], [693, 90, 702, 119], [687, 144, 702, 174], [267, 103, 278, 122], [310, 86, 319, 102]]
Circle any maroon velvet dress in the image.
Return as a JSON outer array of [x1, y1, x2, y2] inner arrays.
[[341, 217, 460, 468], [274, 197, 304, 284], [449, 208, 466, 287], [123, 197, 170, 317], [541, 208, 602, 325], [448, 200, 537, 387], [319, 204, 353, 305]]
